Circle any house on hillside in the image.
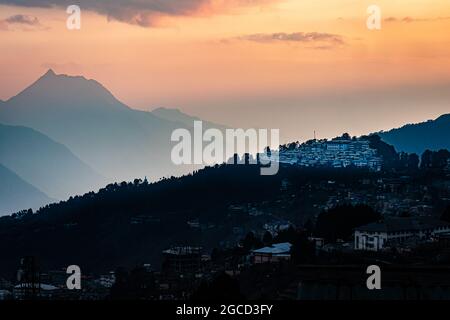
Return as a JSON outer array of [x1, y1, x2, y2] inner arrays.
[[251, 242, 292, 264], [354, 217, 450, 251]]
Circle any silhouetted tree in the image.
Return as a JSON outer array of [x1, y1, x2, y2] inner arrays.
[[262, 231, 273, 245], [432, 149, 450, 168], [421, 149, 450, 170], [291, 232, 315, 264], [407, 153, 420, 170], [315, 204, 381, 242], [421, 150, 433, 169], [273, 226, 297, 243], [242, 232, 261, 251]]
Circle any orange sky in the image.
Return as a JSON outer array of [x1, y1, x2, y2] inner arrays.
[[1, 0, 450, 141]]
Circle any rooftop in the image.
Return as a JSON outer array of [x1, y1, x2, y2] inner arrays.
[[252, 242, 292, 255], [163, 246, 202, 256]]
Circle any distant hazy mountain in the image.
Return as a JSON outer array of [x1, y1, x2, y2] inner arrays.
[[0, 70, 218, 183], [0, 163, 52, 215], [378, 114, 450, 155], [0, 123, 105, 200], [151, 107, 228, 130]]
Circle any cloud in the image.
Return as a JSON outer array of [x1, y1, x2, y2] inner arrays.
[[0, 14, 46, 30], [384, 17, 398, 22], [0, 0, 279, 27], [235, 32, 346, 49], [385, 16, 450, 23], [5, 14, 40, 25]]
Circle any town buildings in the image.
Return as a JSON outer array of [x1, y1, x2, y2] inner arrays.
[[354, 217, 450, 251], [278, 138, 382, 171]]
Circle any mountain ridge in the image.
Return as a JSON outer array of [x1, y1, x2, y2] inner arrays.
[[151, 107, 229, 130], [377, 113, 450, 155], [0, 163, 53, 215], [0, 123, 106, 200]]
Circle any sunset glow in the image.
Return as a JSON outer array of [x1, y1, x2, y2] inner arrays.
[[1, 0, 450, 142]]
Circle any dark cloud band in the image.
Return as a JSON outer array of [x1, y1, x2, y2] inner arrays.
[[0, 0, 276, 26]]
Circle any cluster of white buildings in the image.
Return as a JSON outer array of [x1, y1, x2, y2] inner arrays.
[[278, 139, 382, 171]]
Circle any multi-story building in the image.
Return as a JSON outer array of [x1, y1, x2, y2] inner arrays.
[[354, 217, 450, 251]]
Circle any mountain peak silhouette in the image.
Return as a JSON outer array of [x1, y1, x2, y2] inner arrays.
[[0, 71, 200, 183], [4, 69, 129, 113], [43, 68, 56, 78]]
